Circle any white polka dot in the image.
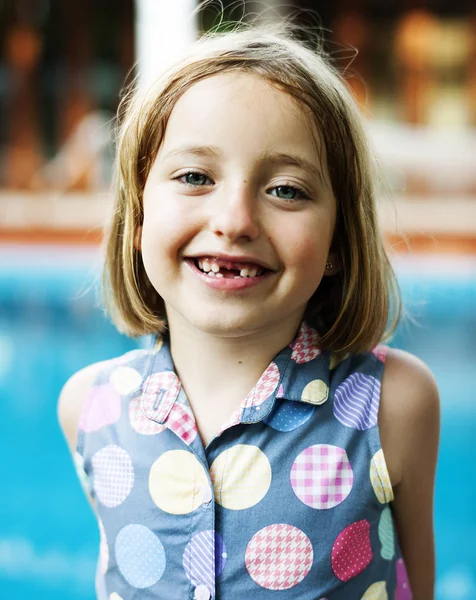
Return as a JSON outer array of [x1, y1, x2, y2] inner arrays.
[[110, 366, 142, 395]]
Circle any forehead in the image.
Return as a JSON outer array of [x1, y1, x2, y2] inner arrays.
[[158, 71, 324, 160]]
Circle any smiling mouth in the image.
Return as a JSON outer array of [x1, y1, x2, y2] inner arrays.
[[192, 257, 268, 279]]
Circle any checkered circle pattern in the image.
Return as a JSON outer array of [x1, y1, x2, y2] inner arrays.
[[245, 524, 313, 590], [244, 362, 280, 408], [167, 402, 198, 445], [301, 379, 329, 405], [291, 444, 353, 509], [290, 322, 321, 364], [129, 395, 166, 435], [142, 371, 181, 421], [92, 444, 134, 507]]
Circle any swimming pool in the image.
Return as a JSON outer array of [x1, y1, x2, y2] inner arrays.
[[0, 245, 475, 599]]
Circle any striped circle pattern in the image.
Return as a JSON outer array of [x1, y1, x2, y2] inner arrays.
[[378, 507, 395, 560], [183, 531, 227, 592], [333, 373, 380, 430]]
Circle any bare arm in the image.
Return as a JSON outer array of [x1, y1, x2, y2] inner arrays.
[[379, 348, 440, 600], [58, 362, 107, 509]]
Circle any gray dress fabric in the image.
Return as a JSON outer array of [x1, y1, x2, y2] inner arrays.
[[76, 321, 412, 600]]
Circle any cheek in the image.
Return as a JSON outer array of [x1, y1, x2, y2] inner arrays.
[[142, 196, 192, 253], [282, 226, 331, 270]]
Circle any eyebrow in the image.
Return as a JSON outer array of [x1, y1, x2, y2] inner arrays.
[[163, 145, 324, 183]]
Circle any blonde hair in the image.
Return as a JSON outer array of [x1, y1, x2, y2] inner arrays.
[[103, 22, 401, 354]]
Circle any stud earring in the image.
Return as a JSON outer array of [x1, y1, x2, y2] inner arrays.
[[326, 261, 333, 271]]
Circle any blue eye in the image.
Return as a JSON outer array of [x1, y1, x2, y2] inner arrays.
[[269, 185, 309, 201], [176, 172, 212, 186]]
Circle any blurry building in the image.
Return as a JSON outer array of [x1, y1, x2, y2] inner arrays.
[[0, 0, 474, 195]]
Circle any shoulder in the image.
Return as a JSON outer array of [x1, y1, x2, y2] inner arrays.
[[378, 348, 440, 488], [58, 361, 109, 454]]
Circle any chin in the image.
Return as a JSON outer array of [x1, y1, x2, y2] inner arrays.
[[185, 307, 268, 338]]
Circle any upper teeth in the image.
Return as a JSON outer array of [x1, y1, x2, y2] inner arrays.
[[197, 259, 261, 277]]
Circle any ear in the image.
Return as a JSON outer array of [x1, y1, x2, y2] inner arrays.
[[324, 251, 340, 276], [134, 225, 142, 251]]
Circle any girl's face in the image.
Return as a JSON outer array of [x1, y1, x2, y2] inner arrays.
[[141, 72, 336, 339]]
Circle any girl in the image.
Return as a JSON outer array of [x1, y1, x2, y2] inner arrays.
[[58, 23, 439, 600]]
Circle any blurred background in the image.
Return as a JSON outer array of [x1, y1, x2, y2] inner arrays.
[[0, 0, 475, 598]]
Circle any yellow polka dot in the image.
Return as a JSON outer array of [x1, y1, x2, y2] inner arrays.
[[109, 594, 124, 600], [149, 450, 209, 514], [361, 581, 388, 599], [210, 445, 271, 510], [301, 379, 329, 405], [370, 450, 394, 504], [109, 366, 142, 395]]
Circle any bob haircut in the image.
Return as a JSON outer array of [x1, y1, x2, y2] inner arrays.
[[103, 23, 401, 354]]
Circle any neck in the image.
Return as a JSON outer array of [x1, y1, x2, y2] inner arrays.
[[167, 315, 303, 403]]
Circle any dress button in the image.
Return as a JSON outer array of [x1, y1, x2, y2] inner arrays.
[[194, 584, 211, 600], [201, 483, 213, 505]]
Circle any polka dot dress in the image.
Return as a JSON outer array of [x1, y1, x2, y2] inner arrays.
[[76, 323, 411, 600]]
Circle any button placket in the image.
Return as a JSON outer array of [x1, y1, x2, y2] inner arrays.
[[194, 584, 211, 600]]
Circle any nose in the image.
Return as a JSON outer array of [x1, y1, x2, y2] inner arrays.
[[208, 181, 260, 242]]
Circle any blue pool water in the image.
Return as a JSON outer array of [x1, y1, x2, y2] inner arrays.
[[0, 246, 475, 599]]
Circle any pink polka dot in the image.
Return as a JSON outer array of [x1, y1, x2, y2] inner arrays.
[[396, 558, 412, 600], [331, 520, 373, 582], [79, 384, 121, 432], [245, 524, 313, 590]]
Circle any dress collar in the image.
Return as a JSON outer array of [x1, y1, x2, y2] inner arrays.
[[141, 321, 330, 430]]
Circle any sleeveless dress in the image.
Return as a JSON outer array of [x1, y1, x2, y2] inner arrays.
[[75, 321, 412, 600]]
